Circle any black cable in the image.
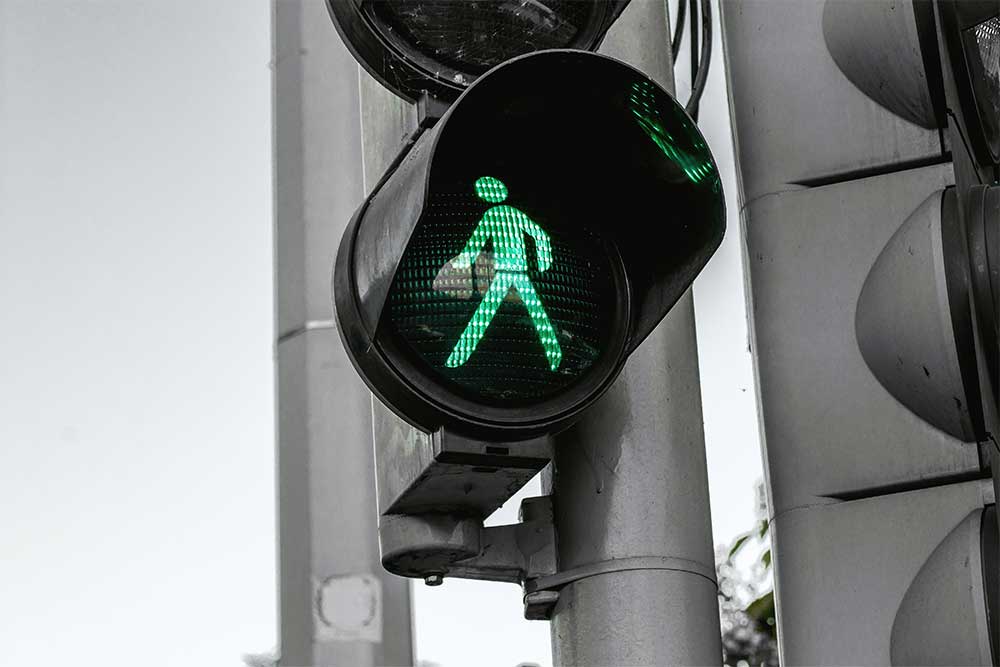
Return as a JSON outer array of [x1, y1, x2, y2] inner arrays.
[[689, 0, 699, 99], [685, 0, 713, 121], [671, 0, 687, 62]]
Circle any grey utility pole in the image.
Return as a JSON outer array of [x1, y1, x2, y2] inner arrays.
[[547, 2, 722, 665], [272, 1, 413, 665]]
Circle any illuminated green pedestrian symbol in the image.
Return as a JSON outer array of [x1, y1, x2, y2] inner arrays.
[[445, 176, 563, 371]]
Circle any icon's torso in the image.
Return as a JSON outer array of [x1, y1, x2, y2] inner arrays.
[[479, 205, 538, 272]]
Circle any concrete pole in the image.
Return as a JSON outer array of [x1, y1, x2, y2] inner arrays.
[[272, 2, 413, 665], [547, 2, 722, 665]]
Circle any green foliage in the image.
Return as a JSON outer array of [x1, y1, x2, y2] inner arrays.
[[718, 489, 778, 667], [727, 532, 752, 560]]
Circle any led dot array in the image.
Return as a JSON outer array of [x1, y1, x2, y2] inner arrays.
[[474, 175, 509, 203], [386, 180, 614, 402], [445, 186, 560, 371]]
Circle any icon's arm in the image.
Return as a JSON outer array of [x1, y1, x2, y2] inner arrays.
[[523, 219, 553, 272], [453, 219, 490, 270]]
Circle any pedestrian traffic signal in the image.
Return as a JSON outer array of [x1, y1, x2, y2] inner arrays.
[[334, 49, 724, 440]]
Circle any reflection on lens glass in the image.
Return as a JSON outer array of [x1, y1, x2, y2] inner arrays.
[[372, 1, 595, 75], [629, 81, 715, 184], [964, 15, 1000, 155]]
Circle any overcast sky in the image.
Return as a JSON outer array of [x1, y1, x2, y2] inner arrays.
[[0, 1, 762, 666]]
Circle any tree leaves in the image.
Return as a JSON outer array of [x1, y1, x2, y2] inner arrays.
[[727, 531, 753, 560]]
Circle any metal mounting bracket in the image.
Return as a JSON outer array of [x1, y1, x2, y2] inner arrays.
[[371, 409, 561, 618], [378, 495, 558, 619]]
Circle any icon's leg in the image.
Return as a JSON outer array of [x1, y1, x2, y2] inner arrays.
[[512, 273, 562, 371], [445, 273, 513, 368]]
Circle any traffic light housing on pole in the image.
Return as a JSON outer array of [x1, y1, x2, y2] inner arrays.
[[723, 0, 997, 663], [330, 46, 724, 594], [823, 0, 999, 432], [834, 0, 999, 447], [334, 49, 724, 442], [826, 0, 1000, 659]]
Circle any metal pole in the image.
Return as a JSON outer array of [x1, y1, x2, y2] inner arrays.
[[272, 1, 413, 665], [547, 2, 722, 664]]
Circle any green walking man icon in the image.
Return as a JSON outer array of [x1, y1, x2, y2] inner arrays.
[[445, 176, 563, 371]]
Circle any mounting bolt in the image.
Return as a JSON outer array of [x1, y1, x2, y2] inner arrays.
[[424, 573, 444, 587]]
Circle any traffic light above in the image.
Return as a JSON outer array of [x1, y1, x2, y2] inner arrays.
[[334, 50, 725, 440], [326, 0, 631, 102]]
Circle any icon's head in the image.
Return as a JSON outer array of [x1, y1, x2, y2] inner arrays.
[[474, 176, 508, 203]]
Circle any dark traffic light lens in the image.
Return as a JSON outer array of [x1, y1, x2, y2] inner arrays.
[[963, 14, 1000, 161], [387, 175, 619, 404], [370, 1, 596, 76]]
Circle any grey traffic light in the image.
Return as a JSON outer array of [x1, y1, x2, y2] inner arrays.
[[723, 0, 998, 663]]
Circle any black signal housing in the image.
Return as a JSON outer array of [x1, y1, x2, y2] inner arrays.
[[333, 50, 725, 440]]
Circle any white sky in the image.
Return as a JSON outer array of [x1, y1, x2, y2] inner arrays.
[[0, 1, 762, 666]]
